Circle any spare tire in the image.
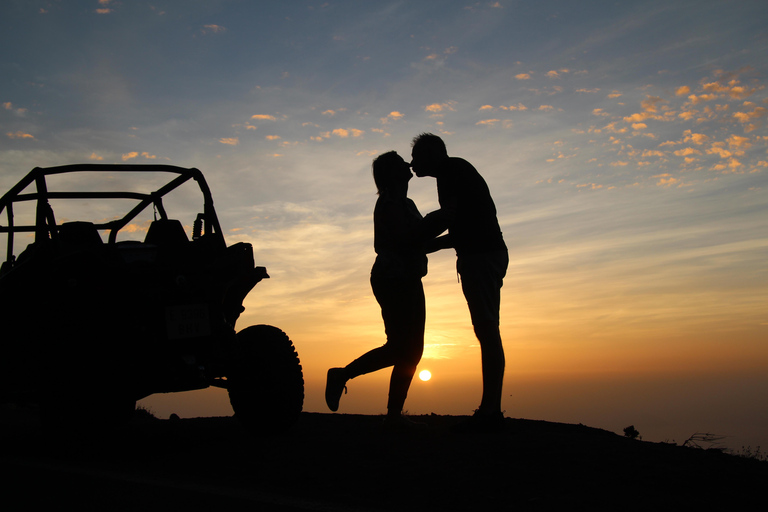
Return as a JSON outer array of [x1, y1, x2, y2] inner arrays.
[[228, 325, 304, 434]]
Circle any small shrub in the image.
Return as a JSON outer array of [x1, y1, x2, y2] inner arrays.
[[732, 446, 766, 461], [134, 405, 158, 420], [623, 425, 641, 440]]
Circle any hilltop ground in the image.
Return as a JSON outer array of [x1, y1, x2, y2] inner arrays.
[[2, 408, 766, 511]]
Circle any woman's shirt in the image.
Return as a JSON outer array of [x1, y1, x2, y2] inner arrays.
[[371, 193, 428, 279]]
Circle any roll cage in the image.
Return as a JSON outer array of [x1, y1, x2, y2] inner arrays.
[[0, 164, 226, 271]]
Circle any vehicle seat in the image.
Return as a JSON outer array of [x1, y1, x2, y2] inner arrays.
[[58, 221, 103, 251], [145, 219, 189, 247]]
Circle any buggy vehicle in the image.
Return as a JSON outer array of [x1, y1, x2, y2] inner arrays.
[[0, 164, 304, 434]]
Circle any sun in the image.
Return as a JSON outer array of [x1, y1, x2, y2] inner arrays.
[[418, 370, 432, 381]]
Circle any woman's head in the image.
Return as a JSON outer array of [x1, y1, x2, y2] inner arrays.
[[372, 151, 411, 194]]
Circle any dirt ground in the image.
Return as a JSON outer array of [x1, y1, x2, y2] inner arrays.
[[2, 408, 766, 511]]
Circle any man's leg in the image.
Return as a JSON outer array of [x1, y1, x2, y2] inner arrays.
[[474, 321, 505, 413], [458, 250, 508, 414]]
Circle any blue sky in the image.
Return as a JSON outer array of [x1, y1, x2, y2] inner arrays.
[[2, 1, 767, 450]]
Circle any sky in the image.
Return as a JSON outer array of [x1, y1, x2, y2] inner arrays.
[[1, 0, 767, 451]]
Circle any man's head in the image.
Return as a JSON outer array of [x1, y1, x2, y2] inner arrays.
[[410, 132, 448, 177]]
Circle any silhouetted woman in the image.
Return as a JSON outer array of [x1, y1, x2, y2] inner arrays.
[[325, 151, 430, 427]]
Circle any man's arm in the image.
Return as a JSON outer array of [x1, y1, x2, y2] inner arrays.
[[420, 209, 452, 239], [424, 233, 453, 254]]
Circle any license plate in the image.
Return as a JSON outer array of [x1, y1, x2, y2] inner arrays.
[[166, 304, 211, 339]]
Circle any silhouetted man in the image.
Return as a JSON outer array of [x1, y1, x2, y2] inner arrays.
[[411, 133, 508, 431]]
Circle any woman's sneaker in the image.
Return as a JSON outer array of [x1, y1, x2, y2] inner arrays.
[[325, 368, 348, 412]]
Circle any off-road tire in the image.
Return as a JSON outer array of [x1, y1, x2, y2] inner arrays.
[[228, 325, 304, 434]]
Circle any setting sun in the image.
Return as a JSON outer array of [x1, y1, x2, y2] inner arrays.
[[419, 370, 432, 382]]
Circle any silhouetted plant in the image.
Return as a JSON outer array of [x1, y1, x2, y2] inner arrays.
[[731, 446, 766, 461], [134, 405, 158, 420], [623, 425, 641, 440], [682, 432, 726, 450]]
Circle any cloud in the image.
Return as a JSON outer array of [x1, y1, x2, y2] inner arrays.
[[675, 86, 691, 96], [326, 128, 364, 138], [620, 95, 672, 125], [380, 111, 404, 124], [603, 122, 627, 134], [219, 137, 239, 145], [265, 135, 281, 141], [728, 85, 757, 99], [727, 134, 751, 149], [122, 151, 158, 161], [425, 103, 453, 113], [727, 158, 743, 171], [654, 174, 680, 186], [688, 94, 718, 105], [683, 131, 710, 145], [88, 153, 104, 160], [424, 102, 456, 117], [3, 102, 27, 116], [732, 106, 766, 123], [678, 111, 697, 121], [641, 96, 665, 113], [6, 131, 34, 139], [624, 111, 662, 123], [251, 114, 277, 121], [706, 143, 732, 159], [515, 73, 531, 80], [476, 119, 500, 126], [702, 80, 757, 99], [202, 24, 227, 35], [703, 81, 731, 93], [95, 2, 113, 14]]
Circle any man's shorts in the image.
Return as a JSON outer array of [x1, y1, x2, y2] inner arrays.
[[457, 249, 508, 327]]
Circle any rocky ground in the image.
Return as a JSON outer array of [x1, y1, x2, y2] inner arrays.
[[2, 408, 766, 511]]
